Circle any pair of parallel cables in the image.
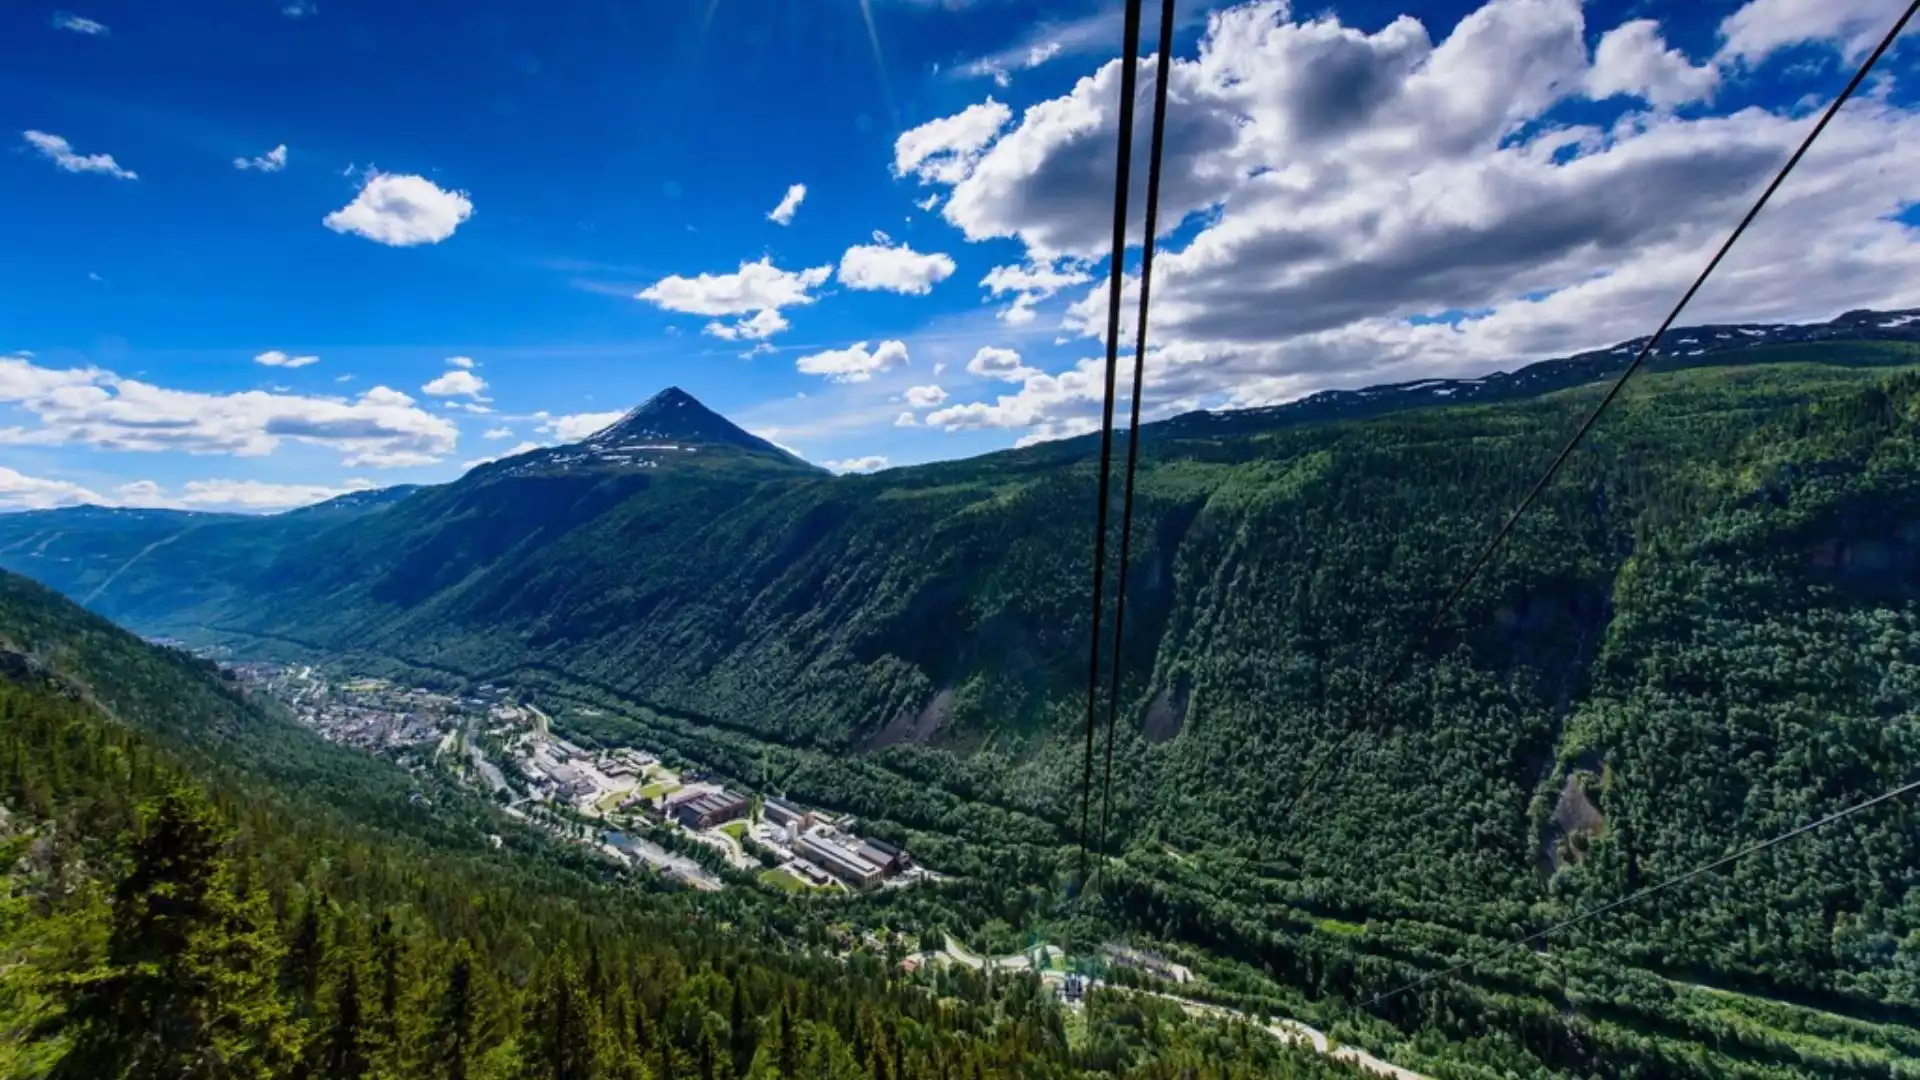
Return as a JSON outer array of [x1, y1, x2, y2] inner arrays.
[[1071, 0, 1920, 1018], [1076, 0, 1178, 886]]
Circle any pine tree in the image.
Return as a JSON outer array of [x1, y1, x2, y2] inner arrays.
[[431, 947, 478, 1080], [657, 1029, 676, 1080], [320, 958, 372, 1080], [283, 894, 328, 1022], [776, 999, 796, 1080], [586, 941, 606, 998], [729, 977, 751, 1074], [518, 955, 602, 1080], [630, 986, 649, 1056], [370, 912, 406, 1074], [46, 787, 292, 1080]]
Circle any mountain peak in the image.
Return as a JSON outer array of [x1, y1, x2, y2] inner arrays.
[[477, 386, 817, 478], [625, 384, 702, 413], [585, 387, 769, 453], [592, 386, 707, 437]]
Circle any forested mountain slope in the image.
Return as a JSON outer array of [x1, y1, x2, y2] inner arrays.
[[1, 568, 1339, 1079], [4, 319, 1920, 1078], [0, 485, 417, 629]]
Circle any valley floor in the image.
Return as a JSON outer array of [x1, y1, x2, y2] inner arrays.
[[192, 637, 1920, 1080], [220, 650, 1456, 1078]]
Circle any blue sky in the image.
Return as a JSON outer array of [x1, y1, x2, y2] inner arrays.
[[3, 0, 1917, 509]]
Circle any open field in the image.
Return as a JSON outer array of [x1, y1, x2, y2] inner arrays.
[[759, 868, 810, 893]]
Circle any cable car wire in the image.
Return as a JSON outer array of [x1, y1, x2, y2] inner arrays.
[[1276, 0, 1919, 822], [1096, 0, 1180, 869], [1356, 774, 1920, 1014], [1078, 0, 1148, 884]]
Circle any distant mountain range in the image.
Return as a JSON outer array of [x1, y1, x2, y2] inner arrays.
[[0, 309, 1915, 656], [1157, 306, 1920, 437]]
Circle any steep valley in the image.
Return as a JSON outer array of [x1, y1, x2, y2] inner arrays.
[[5, 324, 1920, 1078]]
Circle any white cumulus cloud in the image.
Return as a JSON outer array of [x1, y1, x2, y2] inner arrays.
[[129, 478, 378, 512], [768, 183, 808, 225], [52, 12, 108, 34], [966, 346, 1033, 380], [639, 256, 831, 341], [982, 258, 1094, 324], [902, 0, 1920, 446], [903, 384, 948, 407], [323, 172, 473, 246], [925, 395, 1049, 432], [837, 234, 957, 295], [0, 471, 378, 514], [641, 257, 832, 315], [894, 98, 1012, 184], [446, 355, 475, 368], [234, 144, 289, 172], [254, 350, 319, 369], [1588, 20, 1718, 108], [538, 410, 624, 442], [22, 130, 136, 180], [0, 353, 457, 467], [1717, 0, 1901, 64], [823, 455, 890, 474], [421, 370, 489, 399], [705, 309, 790, 341], [0, 466, 106, 510], [795, 340, 910, 383]]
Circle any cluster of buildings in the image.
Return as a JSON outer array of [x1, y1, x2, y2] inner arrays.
[[794, 831, 908, 890], [515, 732, 657, 807], [229, 664, 455, 754], [623, 782, 920, 892], [753, 797, 914, 891], [229, 659, 930, 897], [495, 707, 660, 807], [521, 738, 599, 801], [665, 788, 749, 829]]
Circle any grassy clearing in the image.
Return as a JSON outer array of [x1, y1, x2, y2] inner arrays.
[[719, 820, 748, 839], [759, 868, 809, 894], [638, 780, 679, 801]]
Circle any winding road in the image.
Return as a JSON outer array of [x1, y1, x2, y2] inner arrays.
[[928, 936, 1428, 1080]]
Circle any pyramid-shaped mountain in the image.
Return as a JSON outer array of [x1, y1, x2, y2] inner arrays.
[[583, 388, 791, 455], [488, 387, 818, 477]]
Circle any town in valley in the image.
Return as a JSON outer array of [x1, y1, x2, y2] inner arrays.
[[203, 656, 1255, 1027], [218, 658, 939, 898]]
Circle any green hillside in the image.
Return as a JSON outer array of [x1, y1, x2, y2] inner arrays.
[[0, 567, 1350, 1079], [5, 337, 1920, 1077]]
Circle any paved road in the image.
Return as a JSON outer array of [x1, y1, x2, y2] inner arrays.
[[940, 935, 1059, 972], [467, 742, 508, 794], [1150, 989, 1428, 1080], [692, 827, 759, 871], [605, 834, 724, 891], [929, 937, 1428, 1080]]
